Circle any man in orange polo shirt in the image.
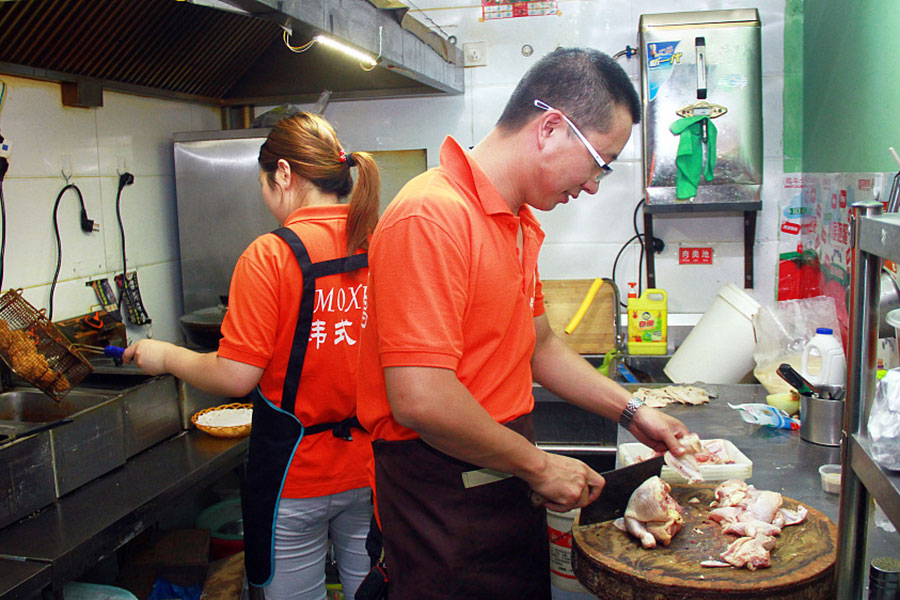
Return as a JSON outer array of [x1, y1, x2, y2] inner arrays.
[[356, 48, 692, 600]]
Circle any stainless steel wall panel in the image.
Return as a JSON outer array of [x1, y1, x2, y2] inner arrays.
[[173, 130, 277, 314]]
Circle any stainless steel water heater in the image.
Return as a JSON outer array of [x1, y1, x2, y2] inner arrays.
[[638, 9, 763, 287]]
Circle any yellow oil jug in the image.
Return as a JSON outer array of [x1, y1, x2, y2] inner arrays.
[[627, 288, 667, 355]]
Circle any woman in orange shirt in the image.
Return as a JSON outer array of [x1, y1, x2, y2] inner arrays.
[[124, 113, 379, 600]]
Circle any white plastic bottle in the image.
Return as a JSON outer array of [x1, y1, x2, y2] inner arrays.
[[801, 327, 847, 387]]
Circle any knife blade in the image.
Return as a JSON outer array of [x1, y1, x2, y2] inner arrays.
[[577, 454, 666, 526]]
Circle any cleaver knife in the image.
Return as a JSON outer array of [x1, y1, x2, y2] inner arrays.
[[577, 454, 665, 526]]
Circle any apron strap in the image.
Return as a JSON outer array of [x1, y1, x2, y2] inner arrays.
[[270, 226, 368, 419], [303, 415, 363, 440]]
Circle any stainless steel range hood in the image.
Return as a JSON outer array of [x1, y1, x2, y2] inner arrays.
[[0, 0, 463, 108]]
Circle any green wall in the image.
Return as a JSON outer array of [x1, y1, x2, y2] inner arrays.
[[796, 0, 900, 173]]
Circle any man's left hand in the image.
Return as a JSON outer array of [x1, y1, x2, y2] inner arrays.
[[627, 406, 690, 456]]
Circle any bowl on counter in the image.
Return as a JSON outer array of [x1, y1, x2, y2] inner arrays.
[[819, 464, 841, 494]]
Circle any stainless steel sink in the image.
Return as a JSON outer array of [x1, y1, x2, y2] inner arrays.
[[0, 388, 116, 422]]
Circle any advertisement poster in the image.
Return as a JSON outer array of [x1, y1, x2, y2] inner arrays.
[[777, 172, 884, 343], [481, 0, 558, 20]]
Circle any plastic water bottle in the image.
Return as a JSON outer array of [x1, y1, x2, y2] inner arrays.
[[801, 327, 847, 387], [728, 402, 800, 430]]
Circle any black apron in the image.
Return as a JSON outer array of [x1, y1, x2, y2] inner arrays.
[[372, 413, 551, 600], [242, 227, 367, 587]]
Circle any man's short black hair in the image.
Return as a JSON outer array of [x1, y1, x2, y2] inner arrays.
[[496, 47, 641, 134]]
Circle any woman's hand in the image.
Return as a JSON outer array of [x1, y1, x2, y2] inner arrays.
[[122, 339, 174, 375]]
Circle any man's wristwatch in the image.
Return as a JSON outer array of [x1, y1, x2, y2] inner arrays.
[[618, 397, 645, 430]]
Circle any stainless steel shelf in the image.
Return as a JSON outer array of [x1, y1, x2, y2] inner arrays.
[[850, 434, 900, 531], [858, 212, 900, 264], [837, 202, 900, 599]]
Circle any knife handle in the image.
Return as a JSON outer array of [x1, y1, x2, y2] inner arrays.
[[529, 490, 546, 508]]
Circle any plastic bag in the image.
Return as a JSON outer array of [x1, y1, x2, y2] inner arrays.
[[869, 368, 900, 470], [148, 578, 202, 600], [728, 402, 800, 430], [752, 296, 842, 394]]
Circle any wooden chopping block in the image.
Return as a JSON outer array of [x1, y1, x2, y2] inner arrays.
[[541, 279, 616, 354], [572, 484, 836, 600]]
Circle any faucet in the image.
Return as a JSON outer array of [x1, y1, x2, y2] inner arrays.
[[601, 277, 625, 353]]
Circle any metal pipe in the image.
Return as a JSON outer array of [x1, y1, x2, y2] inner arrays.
[[835, 200, 883, 599]]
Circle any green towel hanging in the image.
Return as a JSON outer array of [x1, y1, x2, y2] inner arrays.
[[669, 115, 717, 199]]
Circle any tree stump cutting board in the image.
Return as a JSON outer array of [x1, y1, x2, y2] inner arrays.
[[572, 484, 836, 600], [541, 279, 616, 354]]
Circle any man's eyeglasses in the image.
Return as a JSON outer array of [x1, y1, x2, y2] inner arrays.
[[534, 99, 613, 184]]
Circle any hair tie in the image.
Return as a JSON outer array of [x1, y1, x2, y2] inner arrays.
[[345, 152, 357, 167], [339, 150, 347, 163]]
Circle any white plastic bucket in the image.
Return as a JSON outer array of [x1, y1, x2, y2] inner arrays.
[[547, 507, 587, 593], [664, 283, 760, 384]]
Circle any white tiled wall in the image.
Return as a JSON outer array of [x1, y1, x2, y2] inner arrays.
[[0, 76, 220, 343], [1, 0, 787, 347], [300, 0, 788, 315]]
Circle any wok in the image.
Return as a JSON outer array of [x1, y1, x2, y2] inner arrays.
[[180, 305, 226, 350]]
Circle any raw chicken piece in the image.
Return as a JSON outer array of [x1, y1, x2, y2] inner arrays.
[[775, 505, 808, 527], [709, 506, 745, 525], [700, 559, 733, 568], [720, 534, 776, 571], [633, 385, 710, 408], [620, 476, 684, 549], [664, 433, 705, 483], [722, 519, 782, 538], [712, 479, 753, 508], [701, 439, 735, 464], [746, 490, 783, 523]]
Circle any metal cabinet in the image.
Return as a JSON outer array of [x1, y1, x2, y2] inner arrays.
[[836, 204, 900, 598]]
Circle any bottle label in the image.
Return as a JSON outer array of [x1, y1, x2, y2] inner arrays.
[[630, 309, 663, 342]]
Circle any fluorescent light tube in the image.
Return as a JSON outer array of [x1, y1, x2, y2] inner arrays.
[[314, 35, 377, 67]]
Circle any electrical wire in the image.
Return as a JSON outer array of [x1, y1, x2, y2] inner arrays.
[[403, 0, 454, 41], [283, 29, 316, 53], [50, 183, 87, 321], [633, 198, 646, 296], [611, 234, 642, 308], [115, 173, 134, 314], [0, 175, 6, 292], [0, 79, 7, 292]]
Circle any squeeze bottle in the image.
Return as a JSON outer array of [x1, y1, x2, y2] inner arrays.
[[801, 327, 846, 387]]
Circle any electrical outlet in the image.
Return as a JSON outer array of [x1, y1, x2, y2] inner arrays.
[[463, 42, 487, 67]]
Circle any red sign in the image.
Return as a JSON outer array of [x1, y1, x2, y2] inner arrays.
[[679, 247, 713, 265]]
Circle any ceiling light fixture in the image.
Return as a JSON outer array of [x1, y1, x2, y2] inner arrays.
[[283, 26, 381, 71], [314, 34, 378, 67]]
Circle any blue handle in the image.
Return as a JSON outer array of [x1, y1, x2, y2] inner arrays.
[[616, 363, 639, 383], [104, 345, 125, 359]]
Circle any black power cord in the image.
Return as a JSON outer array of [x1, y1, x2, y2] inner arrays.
[[611, 198, 665, 307], [115, 172, 134, 313], [0, 138, 7, 293], [50, 183, 97, 321]]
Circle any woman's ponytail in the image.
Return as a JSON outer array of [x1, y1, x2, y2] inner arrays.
[[345, 151, 380, 255]]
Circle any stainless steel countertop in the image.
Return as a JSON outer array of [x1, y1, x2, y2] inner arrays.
[[0, 430, 248, 600], [619, 383, 899, 561]]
